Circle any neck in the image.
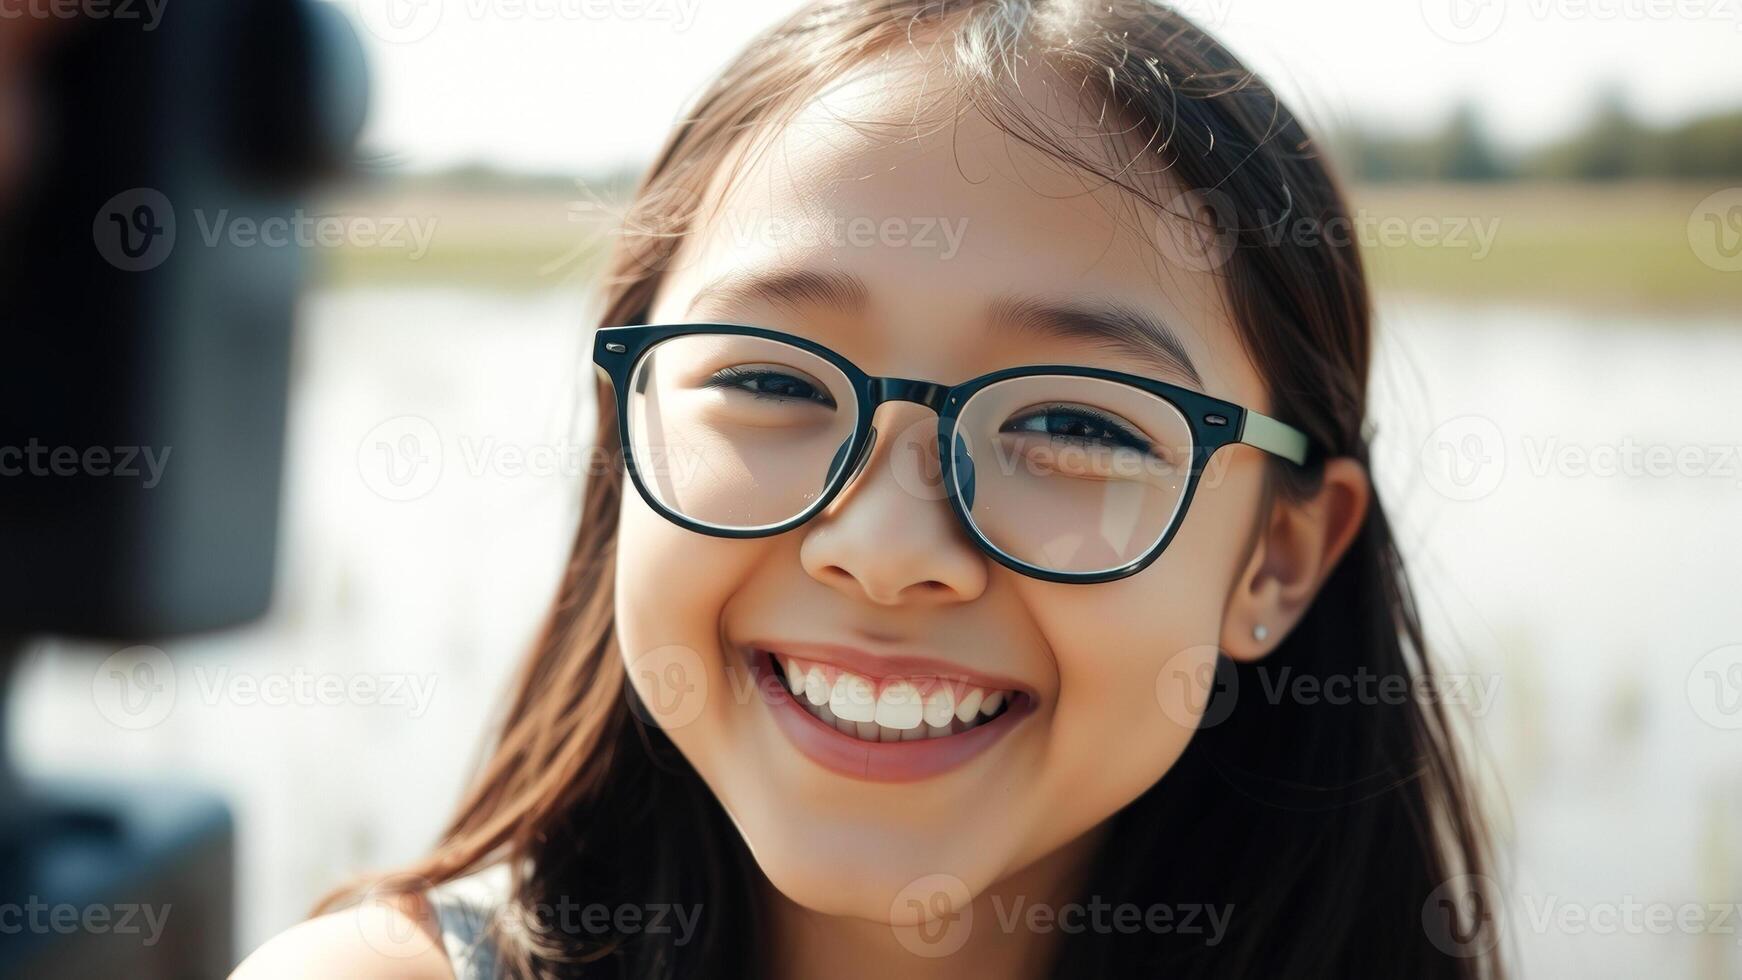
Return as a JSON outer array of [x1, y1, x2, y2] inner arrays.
[[761, 822, 1110, 980]]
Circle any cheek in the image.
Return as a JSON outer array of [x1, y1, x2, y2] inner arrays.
[[613, 491, 766, 737], [614, 486, 780, 633], [1020, 459, 1261, 805], [617, 493, 721, 625]]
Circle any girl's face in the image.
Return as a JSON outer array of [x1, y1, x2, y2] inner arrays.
[[614, 59, 1275, 924]]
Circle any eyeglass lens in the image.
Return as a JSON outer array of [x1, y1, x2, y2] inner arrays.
[[623, 333, 1194, 575]]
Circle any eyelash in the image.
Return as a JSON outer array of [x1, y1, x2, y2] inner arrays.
[[702, 366, 838, 408], [1002, 403, 1155, 454]]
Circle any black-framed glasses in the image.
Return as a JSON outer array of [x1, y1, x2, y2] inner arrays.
[[592, 323, 1316, 584]]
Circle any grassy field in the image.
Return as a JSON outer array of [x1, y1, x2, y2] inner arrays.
[[309, 180, 1742, 313], [309, 185, 611, 291], [1352, 182, 1740, 313]]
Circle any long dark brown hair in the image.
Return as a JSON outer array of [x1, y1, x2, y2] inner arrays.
[[325, 2, 1503, 977]]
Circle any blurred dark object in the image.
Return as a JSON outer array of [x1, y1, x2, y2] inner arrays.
[[0, 0, 366, 636], [0, 770, 235, 980], [0, 1, 366, 977]]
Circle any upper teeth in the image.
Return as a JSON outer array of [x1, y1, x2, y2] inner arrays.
[[770, 652, 1016, 739]]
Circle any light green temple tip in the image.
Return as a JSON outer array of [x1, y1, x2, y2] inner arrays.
[[1240, 411, 1311, 466]]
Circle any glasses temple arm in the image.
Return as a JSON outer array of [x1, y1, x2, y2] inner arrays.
[[1238, 411, 1312, 466]]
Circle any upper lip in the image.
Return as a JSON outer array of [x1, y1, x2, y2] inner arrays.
[[744, 639, 1039, 700]]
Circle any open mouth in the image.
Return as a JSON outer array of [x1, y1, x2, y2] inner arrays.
[[759, 648, 1023, 743]]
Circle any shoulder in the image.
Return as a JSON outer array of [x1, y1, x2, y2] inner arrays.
[[230, 891, 455, 980], [233, 865, 514, 980], [420, 863, 513, 978]]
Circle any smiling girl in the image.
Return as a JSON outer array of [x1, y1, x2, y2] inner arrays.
[[237, 1, 1501, 977]]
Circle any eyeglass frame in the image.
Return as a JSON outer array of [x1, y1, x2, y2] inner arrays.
[[592, 322, 1319, 585]]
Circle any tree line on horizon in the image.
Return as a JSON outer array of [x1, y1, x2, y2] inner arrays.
[[1326, 91, 1742, 182]]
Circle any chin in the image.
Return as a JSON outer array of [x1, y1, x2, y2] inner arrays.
[[752, 833, 992, 925]]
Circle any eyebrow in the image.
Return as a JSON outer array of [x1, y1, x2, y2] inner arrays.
[[686, 268, 870, 319], [685, 268, 1203, 388], [984, 295, 1204, 389]]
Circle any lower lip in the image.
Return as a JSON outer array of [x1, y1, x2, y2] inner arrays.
[[749, 652, 1034, 783]]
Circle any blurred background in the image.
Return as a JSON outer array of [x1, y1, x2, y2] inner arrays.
[[5, 0, 1741, 976]]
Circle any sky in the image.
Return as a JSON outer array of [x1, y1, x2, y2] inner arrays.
[[337, 0, 1742, 175]]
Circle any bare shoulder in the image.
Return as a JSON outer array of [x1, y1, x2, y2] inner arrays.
[[231, 892, 454, 980]]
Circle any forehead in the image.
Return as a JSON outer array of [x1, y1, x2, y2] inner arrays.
[[648, 49, 1262, 406]]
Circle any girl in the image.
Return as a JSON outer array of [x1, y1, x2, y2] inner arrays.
[[239, 1, 1501, 977]]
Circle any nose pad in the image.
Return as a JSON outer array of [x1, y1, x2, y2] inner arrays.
[[826, 426, 879, 490], [827, 437, 851, 485], [952, 431, 975, 511], [851, 426, 879, 485]]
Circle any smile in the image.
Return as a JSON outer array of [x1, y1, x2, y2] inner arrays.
[[745, 642, 1036, 782], [768, 650, 1018, 741]]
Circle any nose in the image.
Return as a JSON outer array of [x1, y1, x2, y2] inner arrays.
[[799, 404, 988, 606]]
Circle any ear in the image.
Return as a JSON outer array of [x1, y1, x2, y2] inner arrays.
[[1220, 457, 1370, 661]]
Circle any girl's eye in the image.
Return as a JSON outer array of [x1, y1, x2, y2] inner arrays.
[[1001, 403, 1155, 455], [702, 365, 837, 408]]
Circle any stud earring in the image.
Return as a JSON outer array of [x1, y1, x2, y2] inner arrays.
[[1253, 624, 1269, 642]]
